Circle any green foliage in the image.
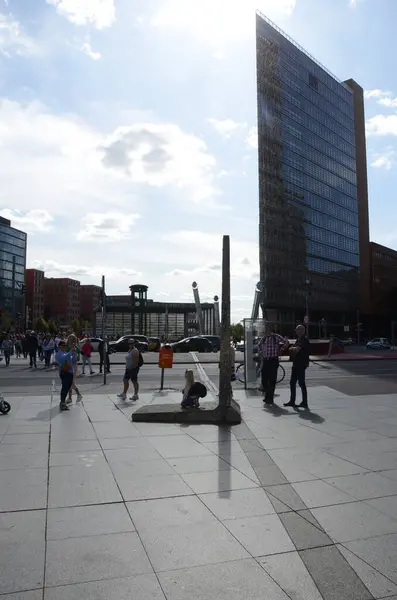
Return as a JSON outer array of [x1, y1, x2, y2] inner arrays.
[[35, 316, 48, 333], [47, 319, 57, 335], [1, 311, 12, 333], [70, 318, 82, 335], [230, 322, 244, 343]]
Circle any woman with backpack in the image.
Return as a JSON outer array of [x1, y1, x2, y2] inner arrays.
[[55, 340, 77, 411], [181, 369, 207, 408]]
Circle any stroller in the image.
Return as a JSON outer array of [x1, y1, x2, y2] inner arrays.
[[0, 393, 11, 415]]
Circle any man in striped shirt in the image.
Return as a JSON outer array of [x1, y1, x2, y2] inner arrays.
[[258, 325, 289, 405]]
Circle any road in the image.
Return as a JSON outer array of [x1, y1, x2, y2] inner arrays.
[[1, 352, 397, 397]]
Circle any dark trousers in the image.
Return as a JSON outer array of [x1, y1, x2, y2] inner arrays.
[[44, 350, 53, 368], [60, 372, 73, 404], [29, 351, 37, 367], [99, 354, 110, 373], [4, 351, 10, 366], [290, 364, 308, 406], [261, 358, 279, 403]]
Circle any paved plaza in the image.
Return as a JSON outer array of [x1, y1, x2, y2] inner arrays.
[[1, 381, 397, 599]]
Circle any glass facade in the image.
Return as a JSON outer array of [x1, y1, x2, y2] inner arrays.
[[0, 218, 27, 319], [256, 14, 360, 317]]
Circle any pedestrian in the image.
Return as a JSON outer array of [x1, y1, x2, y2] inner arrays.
[[258, 324, 289, 405], [15, 335, 22, 358], [117, 339, 142, 401], [22, 334, 28, 358], [43, 335, 55, 369], [98, 338, 111, 374], [66, 334, 82, 403], [55, 340, 76, 411], [181, 369, 207, 408], [27, 331, 39, 368], [1, 334, 13, 367], [81, 337, 95, 375], [284, 324, 310, 409]]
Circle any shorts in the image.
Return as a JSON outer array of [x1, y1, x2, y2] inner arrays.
[[124, 367, 140, 382]]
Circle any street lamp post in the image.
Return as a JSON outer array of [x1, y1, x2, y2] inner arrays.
[[304, 278, 311, 339]]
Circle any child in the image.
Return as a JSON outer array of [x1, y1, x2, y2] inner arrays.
[[181, 369, 207, 408]]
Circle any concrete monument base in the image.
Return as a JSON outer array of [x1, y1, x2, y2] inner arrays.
[[131, 399, 241, 425]]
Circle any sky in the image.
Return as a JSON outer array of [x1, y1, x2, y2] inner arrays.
[[1, 0, 397, 322]]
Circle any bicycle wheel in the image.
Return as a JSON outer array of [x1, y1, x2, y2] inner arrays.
[[277, 364, 286, 384], [235, 363, 245, 384]]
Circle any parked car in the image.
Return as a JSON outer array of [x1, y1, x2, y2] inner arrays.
[[148, 337, 161, 352], [235, 341, 245, 352], [366, 338, 391, 350], [171, 337, 213, 353], [343, 337, 354, 346], [108, 334, 149, 353], [192, 335, 220, 352], [80, 337, 102, 352]]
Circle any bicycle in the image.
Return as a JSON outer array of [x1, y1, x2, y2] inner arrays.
[[236, 360, 286, 386]]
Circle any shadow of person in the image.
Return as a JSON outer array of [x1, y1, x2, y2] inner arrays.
[[264, 403, 290, 417], [29, 405, 60, 421], [294, 407, 325, 424]]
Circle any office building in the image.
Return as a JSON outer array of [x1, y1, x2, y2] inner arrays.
[[80, 284, 102, 321], [370, 242, 397, 322], [256, 13, 368, 330], [0, 216, 27, 324], [44, 277, 80, 325], [25, 268, 45, 327]]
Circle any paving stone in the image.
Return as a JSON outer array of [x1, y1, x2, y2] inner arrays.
[[139, 520, 249, 571], [296, 509, 327, 531], [366, 495, 397, 520], [199, 487, 275, 520], [345, 534, 397, 584], [1, 434, 49, 446], [292, 479, 357, 508], [127, 496, 215, 530], [167, 455, 230, 474], [224, 513, 295, 557], [312, 502, 397, 543], [50, 439, 101, 453], [338, 545, 397, 598], [300, 545, 373, 600], [183, 425, 236, 443], [267, 495, 291, 513], [254, 464, 288, 486], [244, 450, 276, 467], [146, 435, 213, 458], [100, 437, 157, 450], [118, 473, 193, 501], [279, 511, 333, 551], [47, 503, 134, 540], [0, 592, 43, 600], [0, 510, 46, 594], [265, 483, 307, 510], [111, 457, 176, 479], [50, 451, 107, 467], [45, 532, 153, 587], [260, 551, 323, 600], [44, 574, 166, 600], [326, 472, 397, 501], [380, 470, 397, 482], [48, 463, 122, 508], [104, 447, 162, 463], [158, 558, 289, 600], [0, 468, 47, 512], [0, 452, 48, 470], [180, 469, 258, 494]]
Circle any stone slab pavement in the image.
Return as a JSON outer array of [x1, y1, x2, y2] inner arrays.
[[1, 384, 397, 599]]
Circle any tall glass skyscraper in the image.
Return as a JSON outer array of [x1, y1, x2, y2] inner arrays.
[[0, 216, 27, 322], [256, 12, 367, 327]]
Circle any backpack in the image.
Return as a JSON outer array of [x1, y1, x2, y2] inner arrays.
[[190, 382, 207, 398], [138, 352, 144, 367]]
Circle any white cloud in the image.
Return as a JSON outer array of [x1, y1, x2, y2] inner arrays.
[[100, 122, 221, 205], [246, 126, 258, 149], [379, 97, 397, 108], [47, 0, 115, 29], [152, 0, 296, 44], [81, 41, 101, 60], [366, 114, 397, 136], [364, 89, 397, 108], [0, 208, 53, 233], [371, 148, 397, 170], [364, 89, 392, 99], [0, 12, 38, 57], [77, 212, 140, 242], [31, 259, 141, 279], [166, 263, 222, 276], [207, 118, 247, 138]]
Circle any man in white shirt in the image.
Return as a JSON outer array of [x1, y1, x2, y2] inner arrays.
[[117, 339, 141, 401]]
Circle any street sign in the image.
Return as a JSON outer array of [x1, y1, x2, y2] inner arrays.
[[159, 346, 174, 369]]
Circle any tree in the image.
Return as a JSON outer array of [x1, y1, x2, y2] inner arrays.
[[1, 311, 12, 333], [35, 316, 48, 333], [70, 318, 82, 335], [47, 319, 57, 335], [230, 322, 244, 343]]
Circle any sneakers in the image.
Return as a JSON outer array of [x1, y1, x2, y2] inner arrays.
[[66, 397, 73, 404], [90, 371, 95, 375], [130, 394, 139, 401], [60, 402, 69, 411], [77, 394, 83, 403], [117, 393, 127, 401]]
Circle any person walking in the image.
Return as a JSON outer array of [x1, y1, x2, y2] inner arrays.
[[284, 324, 310, 409], [81, 338, 95, 375], [258, 325, 289, 405], [15, 335, 22, 358], [66, 334, 82, 404], [27, 331, 39, 368], [98, 338, 111, 374], [43, 335, 55, 369], [117, 339, 142, 401], [55, 340, 76, 411], [1, 335, 13, 367]]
